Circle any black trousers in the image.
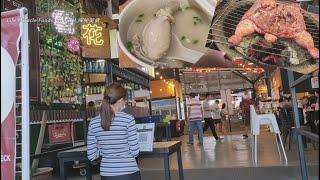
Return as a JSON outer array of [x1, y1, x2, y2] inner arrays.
[[203, 118, 219, 140], [101, 171, 141, 180]]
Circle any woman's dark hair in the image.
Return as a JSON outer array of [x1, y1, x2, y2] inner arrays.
[[222, 103, 226, 109], [279, 98, 283, 103], [88, 101, 95, 107], [100, 83, 127, 131]]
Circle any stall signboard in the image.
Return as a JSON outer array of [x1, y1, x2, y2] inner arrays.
[[81, 14, 116, 59], [311, 77, 318, 89], [151, 99, 176, 109], [48, 123, 72, 144], [1, 9, 23, 180]]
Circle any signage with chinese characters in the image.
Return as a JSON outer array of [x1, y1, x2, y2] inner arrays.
[[52, 10, 75, 34], [81, 14, 117, 58], [82, 24, 104, 46]]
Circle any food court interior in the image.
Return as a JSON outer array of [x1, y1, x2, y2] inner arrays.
[[2, 0, 318, 180]]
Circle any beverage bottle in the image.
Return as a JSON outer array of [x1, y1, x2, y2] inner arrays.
[[91, 62, 96, 73]]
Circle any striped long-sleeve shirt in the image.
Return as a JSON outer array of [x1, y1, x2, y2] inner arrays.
[[188, 98, 203, 121], [87, 111, 140, 176]]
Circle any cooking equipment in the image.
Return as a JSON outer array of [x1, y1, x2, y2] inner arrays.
[[206, 0, 319, 74]]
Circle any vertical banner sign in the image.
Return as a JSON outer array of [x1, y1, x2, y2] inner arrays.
[[1, 9, 23, 180]]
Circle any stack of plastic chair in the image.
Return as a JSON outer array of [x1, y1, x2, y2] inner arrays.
[[250, 105, 288, 164]]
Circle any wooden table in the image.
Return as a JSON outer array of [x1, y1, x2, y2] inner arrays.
[[57, 141, 183, 180]]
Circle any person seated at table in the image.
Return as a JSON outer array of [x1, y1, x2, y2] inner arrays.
[[309, 90, 319, 111], [279, 97, 307, 145], [301, 96, 309, 109], [308, 90, 319, 133], [87, 83, 141, 180]]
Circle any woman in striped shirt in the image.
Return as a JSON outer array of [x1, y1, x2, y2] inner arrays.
[[87, 83, 140, 180]]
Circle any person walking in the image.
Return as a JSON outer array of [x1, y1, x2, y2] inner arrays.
[[220, 103, 228, 135], [241, 91, 254, 139], [202, 94, 223, 140], [212, 100, 223, 134], [87, 83, 141, 180], [187, 93, 204, 145]]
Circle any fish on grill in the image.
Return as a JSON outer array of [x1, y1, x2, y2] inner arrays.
[[228, 0, 319, 59]]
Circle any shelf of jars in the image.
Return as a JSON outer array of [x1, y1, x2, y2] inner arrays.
[[85, 85, 105, 104]]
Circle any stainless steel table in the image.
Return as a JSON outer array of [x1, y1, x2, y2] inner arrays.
[[57, 141, 184, 180]]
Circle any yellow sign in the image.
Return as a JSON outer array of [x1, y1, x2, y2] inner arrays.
[[81, 24, 104, 46]]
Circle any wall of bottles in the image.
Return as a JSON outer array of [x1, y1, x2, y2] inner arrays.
[[83, 60, 108, 73]]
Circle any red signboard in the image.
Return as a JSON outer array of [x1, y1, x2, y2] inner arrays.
[[1, 9, 23, 180], [48, 123, 72, 144]]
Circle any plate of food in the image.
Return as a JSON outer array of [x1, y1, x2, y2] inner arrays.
[[208, 0, 319, 74]]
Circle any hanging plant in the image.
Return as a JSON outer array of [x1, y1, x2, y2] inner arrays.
[[37, 0, 83, 105]]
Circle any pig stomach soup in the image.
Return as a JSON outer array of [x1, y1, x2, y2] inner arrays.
[[126, 6, 210, 60], [172, 7, 210, 53]]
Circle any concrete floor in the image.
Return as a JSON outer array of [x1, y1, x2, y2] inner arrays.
[[54, 130, 319, 180]]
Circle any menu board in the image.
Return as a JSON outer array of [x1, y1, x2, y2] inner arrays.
[[136, 123, 155, 152]]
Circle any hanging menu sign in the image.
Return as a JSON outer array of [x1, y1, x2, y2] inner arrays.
[[81, 14, 116, 58]]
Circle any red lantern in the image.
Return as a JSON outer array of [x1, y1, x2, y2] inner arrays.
[[234, 59, 241, 65]]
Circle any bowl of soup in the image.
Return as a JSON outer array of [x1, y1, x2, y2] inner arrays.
[[118, 0, 211, 68]]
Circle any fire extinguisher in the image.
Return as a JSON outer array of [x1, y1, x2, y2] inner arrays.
[[176, 121, 180, 132]]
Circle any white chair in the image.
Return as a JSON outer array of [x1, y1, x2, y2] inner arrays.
[[250, 105, 288, 164]]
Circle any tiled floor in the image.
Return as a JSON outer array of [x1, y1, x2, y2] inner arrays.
[[53, 131, 319, 180]]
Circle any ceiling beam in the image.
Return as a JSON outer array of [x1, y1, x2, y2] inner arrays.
[[232, 71, 253, 84], [253, 72, 265, 84]]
